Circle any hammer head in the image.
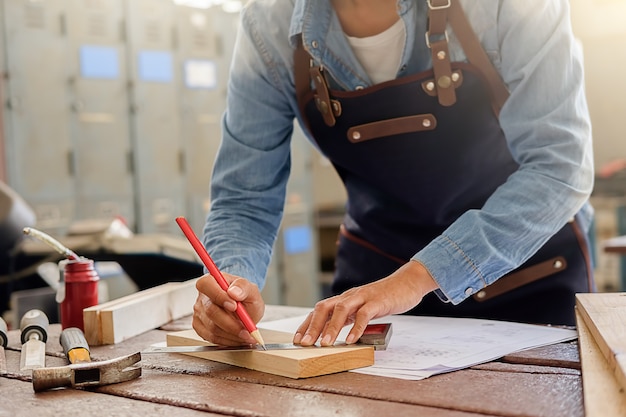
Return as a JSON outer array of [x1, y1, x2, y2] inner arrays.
[[32, 352, 141, 392]]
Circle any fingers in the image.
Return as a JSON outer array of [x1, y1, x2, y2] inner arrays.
[[293, 261, 438, 347], [294, 292, 371, 347], [227, 277, 265, 323], [193, 273, 262, 346]]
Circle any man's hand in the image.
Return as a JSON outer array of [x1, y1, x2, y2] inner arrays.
[[192, 272, 265, 346], [294, 260, 438, 347]]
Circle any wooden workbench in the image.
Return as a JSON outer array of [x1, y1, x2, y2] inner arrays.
[[1, 305, 583, 417]]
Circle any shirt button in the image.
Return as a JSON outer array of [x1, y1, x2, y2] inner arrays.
[[355, 85, 364, 90], [400, 65, 407, 71], [311, 40, 319, 49], [464, 287, 473, 296]]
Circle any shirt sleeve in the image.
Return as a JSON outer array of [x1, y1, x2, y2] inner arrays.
[[413, 0, 594, 304]]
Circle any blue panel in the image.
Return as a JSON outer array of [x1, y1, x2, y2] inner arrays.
[[184, 59, 217, 89], [138, 50, 173, 83], [283, 225, 313, 254], [80, 45, 119, 79]]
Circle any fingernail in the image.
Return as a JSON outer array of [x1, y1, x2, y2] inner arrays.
[[301, 334, 312, 345], [224, 300, 237, 311], [321, 334, 331, 346], [229, 286, 243, 298], [346, 334, 356, 344], [293, 332, 302, 344]]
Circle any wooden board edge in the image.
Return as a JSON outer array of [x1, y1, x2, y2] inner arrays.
[[87, 279, 198, 345], [575, 294, 626, 393], [576, 310, 626, 417], [83, 309, 102, 346], [166, 329, 375, 379]]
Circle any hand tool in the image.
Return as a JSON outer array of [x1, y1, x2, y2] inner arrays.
[[20, 309, 49, 371], [143, 323, 393, 354], [0, 317, 8, 373], [357, 323, 392, 350], [31, 352, 141, 392], [175, 216, 267, 349], [60, 327, 91, 364]]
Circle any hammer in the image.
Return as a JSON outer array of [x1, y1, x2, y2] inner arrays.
[[32, 327, 141, 392]]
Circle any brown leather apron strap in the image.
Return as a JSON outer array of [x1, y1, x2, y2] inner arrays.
[[339, 224, 406, 265], [427, 0, 457, 107], [448, 0, 509, 115], [473, 256, 568, 302], [347, 114, 437, 143]]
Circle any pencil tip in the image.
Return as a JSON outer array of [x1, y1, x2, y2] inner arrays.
[[250, 330, 266, 350]]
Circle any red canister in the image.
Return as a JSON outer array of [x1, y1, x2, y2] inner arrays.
[[59, 258, 99, 331]]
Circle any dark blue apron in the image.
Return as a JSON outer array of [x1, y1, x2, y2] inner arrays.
[[294, 2, 593, 325]]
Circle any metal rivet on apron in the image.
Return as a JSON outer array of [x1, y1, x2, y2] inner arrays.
[[437, 75, 452, 89], [425, 81, 435, 91], [422, 119, 431, 128], [355, 86, 364, 90], [475, 290, 486, 300], [318, 100, 329, 115], [451, 72, 460, 82], [352, 131, 361, 140], [553, 259, 563, 269], [311, 40, 319, 49], [464, 287, 473, 296], [437, 50, 446, 60]]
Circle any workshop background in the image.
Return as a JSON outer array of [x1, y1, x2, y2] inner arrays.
[[0, 0, 624, 329]]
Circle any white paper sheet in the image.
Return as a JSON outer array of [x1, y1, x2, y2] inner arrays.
[[259, 314, 577, 380]]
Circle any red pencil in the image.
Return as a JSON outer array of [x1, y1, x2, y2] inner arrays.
[[175, 216, 266, 349]]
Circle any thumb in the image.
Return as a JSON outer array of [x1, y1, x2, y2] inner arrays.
[[226, 277, 255, 301]]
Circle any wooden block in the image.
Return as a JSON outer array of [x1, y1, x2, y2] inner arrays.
[[166, 328, 375, 379], [575, 311, 626, 417], [84, 282, 177, 345], [575, 292, 626, 393], [84, 279, 198, 345]]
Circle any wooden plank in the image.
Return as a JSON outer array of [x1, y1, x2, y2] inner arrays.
[[575, 310, 626, 417], [166, 328, 374, 379], [575, 292, 626, 393], [84, 279, 198, 345], [83, 282, 177, 345]]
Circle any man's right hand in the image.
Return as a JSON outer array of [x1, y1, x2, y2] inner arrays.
[[192, 272, 265, 346]]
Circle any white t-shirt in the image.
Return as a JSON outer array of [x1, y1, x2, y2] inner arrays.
[[345, 18, 406, 84]]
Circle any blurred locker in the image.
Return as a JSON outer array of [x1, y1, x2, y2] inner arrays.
[[65, 0, 135, 227], [1, 0, 74, 235], [125, 0, 184, 234], [175, 4, 223, 233]]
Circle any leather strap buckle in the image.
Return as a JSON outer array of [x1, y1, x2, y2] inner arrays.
[[427, 0, 451, 10], [425, 29, 449, 49]]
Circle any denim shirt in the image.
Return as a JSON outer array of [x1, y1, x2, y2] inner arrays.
[[204, 0, 594, 304]]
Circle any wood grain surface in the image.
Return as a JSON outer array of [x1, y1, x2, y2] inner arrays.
[[167, 328, 375, 378]]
